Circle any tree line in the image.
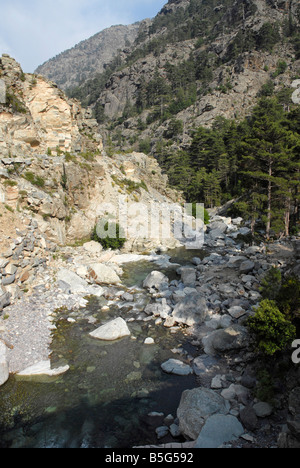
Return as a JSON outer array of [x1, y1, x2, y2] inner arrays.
[[156, 97, 300, 239]]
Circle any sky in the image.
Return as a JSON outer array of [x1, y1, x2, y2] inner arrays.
[[0, 0, 166, 73]]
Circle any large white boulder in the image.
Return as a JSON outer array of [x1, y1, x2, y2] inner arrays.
[[88, 263, 121, 285], [57, 268, 89, 293], [143, 271, 169, 290], [89, 317, 131, 341], [17, 360, 69, 377]]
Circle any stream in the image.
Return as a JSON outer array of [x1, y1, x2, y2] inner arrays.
[[0, 248, 205, 448]]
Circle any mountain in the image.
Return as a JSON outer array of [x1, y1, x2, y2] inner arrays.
[[56, 0, 300, 149], [35, 22, 142, 91], [32, 0, 300, 238]]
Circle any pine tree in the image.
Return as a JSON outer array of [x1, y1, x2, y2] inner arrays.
[[240, 98, 293, 239]]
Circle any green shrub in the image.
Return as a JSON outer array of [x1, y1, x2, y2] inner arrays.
[[92, 221, 126, 250], [24, 171, 45, 188], [248, 299, 296, 356]]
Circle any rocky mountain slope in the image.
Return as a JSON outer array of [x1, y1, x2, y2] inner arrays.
[[35, 22, 142, 92], [52, 0, 299, 154]]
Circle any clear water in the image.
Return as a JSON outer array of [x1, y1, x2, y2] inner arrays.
[[0, 248, 205, 448]]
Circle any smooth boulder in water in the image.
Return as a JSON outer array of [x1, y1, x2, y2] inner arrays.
[[89, 317, 131, 341]]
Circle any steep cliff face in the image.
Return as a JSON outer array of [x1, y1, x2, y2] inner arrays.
[[0, 54, 183, 251], [0, 54, 102, 158]]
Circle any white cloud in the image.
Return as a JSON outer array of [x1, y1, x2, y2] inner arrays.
[[0, 0, 165, 73]]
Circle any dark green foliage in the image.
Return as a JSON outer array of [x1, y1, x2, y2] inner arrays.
[[156, 96, 300, 238], [248, 299, 296, 356], [276, 275, 300, 320], [5, 91, 27, 114], [260, 267, 282, 301], [92, 222, 126, 250]]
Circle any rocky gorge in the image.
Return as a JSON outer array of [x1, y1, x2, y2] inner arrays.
[[0, 207, 299, 448], [0, 52, 300, 449]]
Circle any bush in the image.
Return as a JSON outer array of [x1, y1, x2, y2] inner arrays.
[[92, 221, 126, 250], [276, 275, 300, 320], [248, 299, 296, 356]]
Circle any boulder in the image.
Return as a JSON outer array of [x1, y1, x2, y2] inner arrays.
[[0, 286, 11, 311], [57, 268, 89, 294], [177, 387, 230, 440], [88, 263, 121, 285], [83, 241, 103, 255], [195, 414, 244, 448], [0, 341, 9, 386], [240, 260, 255, 274], [180, 267, 196, 285], [202, 325, 248, 356], [17, 360, 69, 377], [172, 292, 208, 327], [143, 271, 169, 290], [253, 402, 273, 418], [161, 359, 193, 376], [89, 317, 131, 341]]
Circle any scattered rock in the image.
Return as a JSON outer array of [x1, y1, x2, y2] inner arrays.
[[17, 360, 69, 377], [89, 317, 131, 341], [177, 387, 230, 440], [172, 293, 208, 327], [195, 414, 244, 448], [253, 402, 273, 418], [161, 359, 193, 376], [143, 271, 169, 290], [0, 341, 9, 386]]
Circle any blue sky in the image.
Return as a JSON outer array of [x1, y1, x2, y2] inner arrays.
[[0, 0, 166, 73]]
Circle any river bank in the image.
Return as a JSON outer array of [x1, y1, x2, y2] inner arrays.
[[0, 213, 299, 448]]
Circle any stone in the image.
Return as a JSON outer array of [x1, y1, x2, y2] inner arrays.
[[17, 360, 69, 377], [211, 375, 224, 389], [122, 292, 134, 302], [239, 407, 258, 431], [88, 263, 121, 285], [253, 402, 273, 418], [89, 317, 131, 341], [0, 287, 11, 311], [169, 423, 181, 437], [177, 387, 230, 440], [57, 268, 89, 293], [156, 426, 169, 439], [195, 414, 244, 448], [144, 337, 155, 345], [228, 306, 246, 319], [172, 292, 208, 327], [143, 271, 169, 290], [161, 359, 193, 376], [180, 267, 196, 285], [240, 261, 255, 274], [192, 355, 219, 376], [202, 325, 248, 356], [83, 241, 103, 255], [0, 341, 9, 386]]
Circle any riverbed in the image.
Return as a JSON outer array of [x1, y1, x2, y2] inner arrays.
[[0, 248, 205, 448]]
